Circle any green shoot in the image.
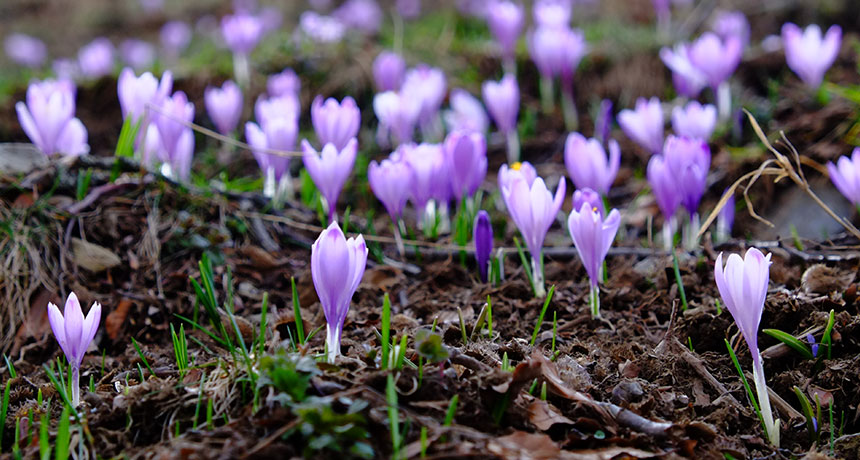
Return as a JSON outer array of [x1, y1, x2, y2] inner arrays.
[[687, 337, 694, 352], [0, 380, 10, 450], [530, 285, 555, 346], [55, 405, 71, 460], [822, 309, 835, 360], [257, 292, 269, 356], [790, 224, 804, 251], [75, 168, 93, 201], [39, 412, 50, 460], [762, 329, 814, 360], [114, 116, 142, 158], [381, 293, 392, 369], [419, 427, 427, 458], [551, 311, 557, 356], [540, 381, 547, 401], [715, 299, 722, 315], [457, 307, 468, 345], [291, 278, 305, 346], [171, 324, 189, 379], [43, 364, 79, 422], [5, 354, 17, 378], [672, 251, 688, 311], [193, 372, 207, 429], [132, 337, 155, 380], [486, 296, 493, 338], [394, 335, 408, 370], [793, 386, 818, 443], [206, 398, 214, 430], [724, 339, 766, 436], [513, 237, 536, 295], [342, 206, 351, 234], [386, 374, 401, 459], [443, 395, 458, 427]]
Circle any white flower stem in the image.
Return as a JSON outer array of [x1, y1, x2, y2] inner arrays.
[[503, 56, 517, 77], [233, 52, 250, 88], [531, 253, 545, 298], [753, 355, 780, 446], [539, 76, 554, 114], [506, 130, 520, 164], [590, 284, 600, 318], [325, 324, 341, 364], [71, 365, 81, 407], [683, 213, 700, 250], [717, 81, 732, 122], [561, 79, 578, 132], [393, 220, 405, 258], [662, 219, 675, 251]]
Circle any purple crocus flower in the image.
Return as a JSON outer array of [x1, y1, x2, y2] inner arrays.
[[618, 97, 664, 155], [688, 32, 742, 90], [118, 68, 173, 123], [402, 65, 447, 127], [782, 23, 842, 90], [827, 148, 860, 206], [311, 96, 361, 151], [482, 74, 519, 134], [663, 135, 710, 216], [78, 38, 115, 79], [714, 248, 780, 446], [53, 59, 79, 81], [500, 167, 565, 297], [311, 222, 367, 363], [160, 21, 192, 57], [567, 202, 620, 317], [486, 0, 523, 59], [221, 13, 263, 55], [712, 10, 750, 49], [245, 114, 297, 198], [16, 79, 89, 156], [153, 91, 195, 181], [298, 12, 345, 44], [333, 0, 383, 34], [255, 94, 300, 125], [443, 89, 489, 134], [444, 130, 487, 202], [716, 189, 735, 242], [396, 0, 421, 19], [528, 26, 569, 79], [119, 39, 156, 71], [373, 90, 420, 147], [4, 33, 47, 68], [473, 210, 493, 283], [559, 28, 588, 85], [205, 80, 243, 135], [368, 154, 413, 222], [671, 101, 717, 141], [373, 51, 406, 92], [572, 188, 602, 217], [533, 0, 571, 29], [646, 154, 680, 221], [302, 138, 358, 221], [498, 161, 537, 190], [660, 43, 707, 98], [402, 143, 447, 211], [595, 99, 614, 146], [47, 292, 101, 407], [267, 68, 301, 98], [563, 133, 620, 195]]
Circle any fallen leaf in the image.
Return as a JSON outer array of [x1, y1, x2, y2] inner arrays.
[[239, 245, 283, 270], [105, 299, 133, 340], [72, 238, 121, 272], [487, 431, 561, 460], [527, 398, 575, 431]]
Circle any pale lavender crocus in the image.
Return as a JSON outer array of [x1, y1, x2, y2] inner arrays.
[[663, 135, 710, 218], [486, 0, 523, 70], [78, 38, 115, 79], [618, 97, 664, 155], [221, 13, 263, 86], [16, 79, 89, 157], [153, 91, 195, 181], [689, 32, 742, 90], [245, 104, 297, 202], [117, 68, 173, 123], [498, 161, 537, 191], [500, 166, 565, 297], [311, 222, 367, 363], [533, 0, 571, 29], [482, 74, 520, 163], [827, 148, 860, 207], [402, 143, 447, 214], [671, 101, 717, 141], [298, 12, 345, 44], [782, 23, 842, 90], [373, 51, 406, 92], [119, 39, 156, 71], [333, 0, 383, 34], [311, 96, 361, 151], [572, 188, 602, 217], [646, 153, 680, 249], [47, 292, 101, 407], [660, 43, 707, 98], [160, 20, 192, 58], [444, 130, 487, 202], [373, 90, 420, 147], [443, 89, 489, 134], [302, 138, 358, 221], [714, 248, 780, 446], [205, 80, 243, 135], [267, 68, 301, 98], [568, 202, 620, 317], [4, 33, 47, 68], [473, 210, 493, 283], [368, 154, 413, 224], [563, 133, 620, 195], [712, 10, 750, 49], [402, 65, 447, 138]]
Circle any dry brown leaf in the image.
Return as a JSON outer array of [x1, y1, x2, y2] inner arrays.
[[105, 299, 133, 340], [487, 431, 561, 460], [72, 238, 121, 272], [527, 398, 575, 431]]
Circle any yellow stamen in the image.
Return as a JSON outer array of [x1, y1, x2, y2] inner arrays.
[[511, 162, 522, 171]]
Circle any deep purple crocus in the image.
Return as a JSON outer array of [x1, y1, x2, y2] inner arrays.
[[483, 74, 521, 163], [16, 79, 89, 156], [153, 91, 195, 181], [368, 154, 413, 222], [373, 51, 406, 92], [688, 32, 742, 90], [473, 210, 493, 283], [302, 138, 358, 221], [826, 148, 860, 206], [4, 33, 47, 68], [714, 248, 779, 446], [78, 38, 115, 79], [567, 202, 620, 317], [486, 0, 523, 60], [660, 43, 707, 98], [267, 68, 301, 98], [205, 80, 243, 135], [311, 222, 367, 363], [563, 133, 620, 195], [311, 96, 361, 151], [48, 292, 101, 407], [671, 101, 717, 141], [443, 89, 489, 134], [444, 130, 487, 202], [572, 188, 602, 217], [782, 23, 842, 90], [618, 97, 664, 155]]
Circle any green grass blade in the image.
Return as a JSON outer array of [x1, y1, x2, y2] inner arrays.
[[530, 286, 555, 346], [762, 329, 814, 359]]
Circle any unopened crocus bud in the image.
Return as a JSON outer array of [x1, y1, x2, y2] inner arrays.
[[714, 248, 779, 446], [4, 33, 47, 68], [473, 210, 493, 282], [402, 65, 447, 126], [527, 26, 569, 79], [154, 91, 195, 181], [595, 99, 614, 145], [482, 74, 519, 134], [567, 203, 620, 317], [688, 32, 742, 90], [205, 80, 243, 135], [311, 222, 367, 363], [533, 0, 571, 28], [660, 43, 707, 98], [311, 96, 361, 151], [267, 68, 301, 98], [782, 23, 841, 90], [120, 39, 156, 71], [373, 51, 406, 92], [646, 154, 680, 221], [160, 20, 192, 57], [245, 115, 296, 195], [672, 101, 716, 141], [618, 97, 664, 155], [16, 79, 89, 156], [48, 292, 101, 407], [443, 89, 489, 134], [78, 38, 115, 79], [827, 148, 860, 206], [402, 143, 447, 210], [373, 90, 420, 146], [368, 154, 413, 222], [221, 13, 263, 55], [663, 135, 710, 216], [572, 188, 602, 217], [563, 133, 620, 195], [118, 68, 173, 123], [302, 138, 358, 221], [444, 130, 487, 202], [487, 0, 523, 59]]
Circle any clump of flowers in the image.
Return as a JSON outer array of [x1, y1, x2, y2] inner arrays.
[[48, 292, 101, 407]]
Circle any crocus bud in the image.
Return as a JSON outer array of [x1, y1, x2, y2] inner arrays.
[[781, 23, 841, 90], [498, 161, 537, 190], [4, 33, 47, 68], [827, 148, 860, 206], [16, 79, 89, 157], [48, 292, 101, 407], [688, 32, 742, 90], [563, 133, 620, 195], [714, 248, 779, 446], [160, 20, 192, 57], [205, 80, 243, 135], [618, 97, 664, 155], [120, 39, 156, 71], [473, 210, 493, 282], [118, 68, 173, 123], [527, 26, 569, 79], [712, 10, 750, 49], [444, 130, 487, 201], [311, 222, 367, 363], [402, 65, 447, 125], [482, 74, 519, 134], [595, 99, 614, 146], [311, 96, 361, 151], [559, 28, 588, 83], [154, 91, 195, 181], [487, 0, 523, 58], [221, 13, 263, 55], [368, 154, 413, 222], [443, 89, 489, 134], [373, 90, 420, 146], [402, 143, 446, 210], [245, 117, 296, 186], [78, 37, 115, 79], [567, 203, 620, 317], [663, 135, 710, 216], [660, 44, 707, 98], [646, 154, 680, 221], [572, 188, 602, 217], [373, 51, 406, 92], [267, 68, 301, 98], [533, 0, 571, 28], [302, 138, 358, 221], [671, 101, 717, 141]]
